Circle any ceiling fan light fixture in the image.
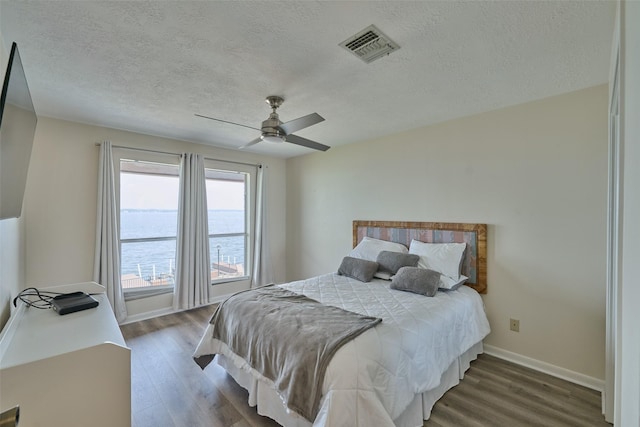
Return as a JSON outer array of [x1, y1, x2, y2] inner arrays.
[[261, 134, 285, 144]]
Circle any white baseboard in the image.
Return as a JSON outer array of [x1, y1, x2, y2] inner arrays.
[[120, 307, 175, 325], [120, 295, 227, 325], [483, 344, 604, 392]]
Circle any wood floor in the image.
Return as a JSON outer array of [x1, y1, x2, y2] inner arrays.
[[121, 305, 610, 427]]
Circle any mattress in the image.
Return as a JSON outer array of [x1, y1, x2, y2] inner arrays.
[[194, 273, 491, 426]]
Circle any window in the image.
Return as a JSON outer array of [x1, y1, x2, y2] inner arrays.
[[119, 159, 179, 294], [115, 150, 256, 298], [206, 167, 250, 283]]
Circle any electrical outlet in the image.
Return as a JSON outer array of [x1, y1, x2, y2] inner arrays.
[[510, 318, 520, 332]]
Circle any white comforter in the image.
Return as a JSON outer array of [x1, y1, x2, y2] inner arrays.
[[194, 273, 490, 426]]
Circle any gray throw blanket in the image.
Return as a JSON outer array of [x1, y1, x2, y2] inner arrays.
[[194, 285, 382, 421]]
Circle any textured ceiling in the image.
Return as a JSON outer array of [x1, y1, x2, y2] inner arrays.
[[0, 1, 615, 158]]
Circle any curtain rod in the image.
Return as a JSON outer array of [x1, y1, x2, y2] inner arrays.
[[95, 142, 262, 168]]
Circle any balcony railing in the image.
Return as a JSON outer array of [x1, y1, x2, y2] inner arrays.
[[120, 234, 247, 290], [121, 236, 175, 290], [209, 233, 247, 282]]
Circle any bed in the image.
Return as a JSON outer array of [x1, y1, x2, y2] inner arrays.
[[194, 220, 490, 427]]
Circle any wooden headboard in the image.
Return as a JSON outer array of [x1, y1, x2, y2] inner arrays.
[[353, 220, 487, 294]]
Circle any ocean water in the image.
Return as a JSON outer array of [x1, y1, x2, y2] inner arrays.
[[120, 209, 246, 280]]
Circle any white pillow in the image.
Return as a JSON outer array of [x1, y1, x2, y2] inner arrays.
[[373, 271, 393, 281], [409, 239, 466, 280], [439, 274, 468, 290], [349, 236, 408, 261]]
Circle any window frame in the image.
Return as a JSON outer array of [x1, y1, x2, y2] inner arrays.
[[204, 159, 256, 286], [114, 149, 181, 299]]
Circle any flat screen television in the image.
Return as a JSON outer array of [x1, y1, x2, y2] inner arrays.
[[0, 42, 37, 219]]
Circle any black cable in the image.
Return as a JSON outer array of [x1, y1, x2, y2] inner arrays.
[[13, 287, 65, 309]]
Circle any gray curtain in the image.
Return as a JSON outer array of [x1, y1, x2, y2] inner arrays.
[[173, 153, 211, 310], [93, 141, 127, 323], [251, 165, 273, 287]]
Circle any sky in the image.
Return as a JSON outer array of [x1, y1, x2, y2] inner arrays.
[[120, 173, 245, 210]]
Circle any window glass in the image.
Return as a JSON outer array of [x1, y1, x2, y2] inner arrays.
[[206, 169, 248, 282], [120, 159, 179, 292]]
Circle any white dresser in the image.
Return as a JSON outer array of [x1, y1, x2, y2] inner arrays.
[[0, 282, 131, 427]]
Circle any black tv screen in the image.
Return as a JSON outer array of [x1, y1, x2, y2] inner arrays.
[[0, 42, 37, 219]]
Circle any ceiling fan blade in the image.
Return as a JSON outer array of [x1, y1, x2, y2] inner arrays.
[[278, 113, 324, 135], [239, 138, 262, 149], [285, 134, 330, 152], [195, 114, 261, 132]]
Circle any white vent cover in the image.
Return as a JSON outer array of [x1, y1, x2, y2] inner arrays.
[[339, 25, 400, 63]]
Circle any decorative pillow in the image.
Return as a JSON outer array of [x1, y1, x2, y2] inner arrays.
[[408, 240, 467, 280], [376, 251, 419, 276], [337, 256, 379, 283], [374, 271, 393, 281], [439, 274, 468, 291], [390, 267, 441, 297], [349, 236, 409, 262]]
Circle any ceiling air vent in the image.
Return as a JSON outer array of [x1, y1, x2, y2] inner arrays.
[[339, 25, 400, 64]]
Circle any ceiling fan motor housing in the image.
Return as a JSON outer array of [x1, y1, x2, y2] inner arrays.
[[261, 114, 284, 140], [261, 95, 285, 141]]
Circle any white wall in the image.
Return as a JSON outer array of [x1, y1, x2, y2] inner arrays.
[[286, 85, 608, 381], [618, 1, 640, 424], [0, 217, 24, 330], [0, 33, 27, 331], [22, 117, 287, 318]]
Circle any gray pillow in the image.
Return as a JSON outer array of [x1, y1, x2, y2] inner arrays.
[[390, 267, 441, 297], [376, 251, 419, 275], [338, 256, 379, 282]]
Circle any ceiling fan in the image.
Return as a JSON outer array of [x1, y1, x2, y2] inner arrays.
[[196, 96, 330, 152]]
